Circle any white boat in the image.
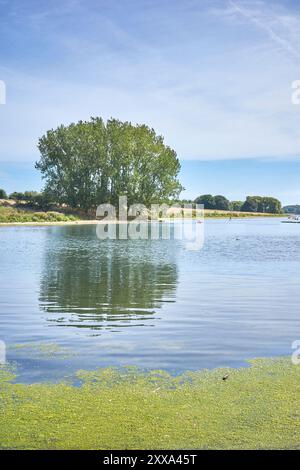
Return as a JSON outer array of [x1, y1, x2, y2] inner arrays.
[[282, 215, 300, 223]]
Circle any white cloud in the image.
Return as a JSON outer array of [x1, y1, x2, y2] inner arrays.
[[0, 0, 300, 162]]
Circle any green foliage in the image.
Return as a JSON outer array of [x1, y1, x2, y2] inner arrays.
[[194, 194, 216, 209], [203, 211, 279, 218], [36, 117, 183, 211], [194, 194, 282, 214], [194, 194, 230, 210], [283, 205, 300, 214], [0, 357, 299, 449], [23, 191, 54, 209], [23, 191, 40, 202], [0, 206, 77, 223], [9, 191, 25, 200], [241, 196, 282, 214], [230, 200, 244, 211], [0, 188, 7, 199], [214, 195, 230, 211], [8, 191, 55, 209]]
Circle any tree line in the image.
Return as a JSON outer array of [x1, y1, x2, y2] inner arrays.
[[0, 189, 283, 215], [0, 117, 284, 215], [0, 190, 52, 209], [194, 194, 282, 214]]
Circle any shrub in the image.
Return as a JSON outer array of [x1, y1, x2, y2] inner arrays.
[[0, 206, 79, 223], [0, 189, 7, 199]]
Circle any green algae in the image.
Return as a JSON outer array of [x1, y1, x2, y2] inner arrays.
[[9, 342, 76, 359], [0, 357, 299, 450]]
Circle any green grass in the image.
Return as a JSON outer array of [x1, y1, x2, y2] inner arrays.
[[0, 357, 299, 449], [0, 204, 285, 224], [0, 206, 78, 223], [204, 211, 284, 218], [163, 209, 285, 220], [168, 211, 284, 219]]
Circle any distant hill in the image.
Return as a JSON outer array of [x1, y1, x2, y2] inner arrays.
[[283, 205, 300, 214]]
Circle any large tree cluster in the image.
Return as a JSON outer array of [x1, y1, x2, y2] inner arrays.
[[36, 117, 182, 211]]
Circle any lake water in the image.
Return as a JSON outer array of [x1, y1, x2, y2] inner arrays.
[[0, 218, 300, 382]]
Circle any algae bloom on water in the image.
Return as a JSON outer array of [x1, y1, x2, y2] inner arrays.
[[0, 357, 299, 450]]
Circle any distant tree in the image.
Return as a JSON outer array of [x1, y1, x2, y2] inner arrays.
[[214, 195, 230, 211], [194, 194, 230, 210], [36, 117, 183, 211], [0, 188, 7, 199], [242, 196, 281, 214], [283, 205, 300, 214], [9, 192, 25, 201], [8, 191, 53, 209], [230, 200, 244, 211], [33, 192, 54, 210], [177, 199, 194, 204], [23, 191, 40, 204], [20, 191, 53, 209], [263, 197, 282, 214], [194, 194, 215, 209], [242, 196, 260, 213]]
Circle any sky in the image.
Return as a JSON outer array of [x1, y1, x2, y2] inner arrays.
[[0, 0, 300, 204]]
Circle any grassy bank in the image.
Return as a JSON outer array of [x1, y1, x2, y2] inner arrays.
[[0, 204, 285, 225], [203, 209, 284, 218], [166, 208, 285, 218], [0, 205, 79, 223], [0, 357, 299, 449]]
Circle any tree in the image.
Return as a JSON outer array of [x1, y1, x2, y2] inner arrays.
[[36, 117, 183, 211], [283, 205, 300, 214], [230, 200, 243, 211], [241, 196, 261, 213], [19, 191, 53, 209], [23, 191, 40, 204], [263, 197, 282, 214], [214, 195, 230, 210], [194, 194, 230, 210], [241, 196, 282, 214], [0, 188, 7, 199], [9, 192, 25, 201], [194, 194, 215, 209]]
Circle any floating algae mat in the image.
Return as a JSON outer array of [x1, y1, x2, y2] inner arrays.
[[0, 357, 300, 450], [9, 342, 76, 359]]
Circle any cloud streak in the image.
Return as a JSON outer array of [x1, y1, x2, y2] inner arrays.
[[226, 0, 300, 61], [0, 0, 300, 163]]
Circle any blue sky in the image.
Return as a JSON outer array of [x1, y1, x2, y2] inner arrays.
[[0, 0, 300, 204]]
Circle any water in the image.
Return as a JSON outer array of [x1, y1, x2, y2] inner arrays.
[[0, 218, 299, 382]]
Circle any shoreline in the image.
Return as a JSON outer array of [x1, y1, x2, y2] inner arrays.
[[0, 219, 100, 227], [0, 214, 286, 227]]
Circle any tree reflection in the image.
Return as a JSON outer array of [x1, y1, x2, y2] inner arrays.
[[39, 225, 178, 330]]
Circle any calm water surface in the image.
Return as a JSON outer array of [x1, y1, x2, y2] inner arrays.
[[0, 218, 299, 382]]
